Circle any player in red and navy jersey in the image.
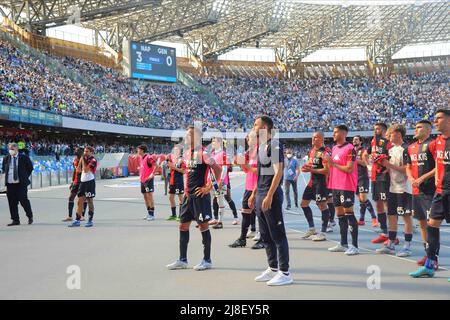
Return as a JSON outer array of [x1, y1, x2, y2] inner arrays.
[[369, 122, 393, 244], [300, 131, 332, 241], [62, 148, 87, 222], [68, 146, 97, 228], [166, 125, 221, 271], [405, 120, 436, 267], [352, 136, 377, 227], [167, 144, 186, 221], [410, 109, 450, 279]]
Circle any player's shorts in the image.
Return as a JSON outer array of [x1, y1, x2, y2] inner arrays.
[[387, 192, 412, 216], [179, 193, 213, 224], [77, 180, 96, 198], [70, 182, 80, 194], [356, 177, 370, 194], [242, 190, 253, 211], [141, 179, 154, 194], [412, 193, 433, 221], [429, 192, 450, 223], [372, 180, 389, 202], [331, 190, 355, 208], [169, 183, 184, 195], [302, 183, 328, 202]]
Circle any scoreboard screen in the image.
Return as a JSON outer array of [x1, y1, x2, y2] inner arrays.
[[129, 41, 177, 83]]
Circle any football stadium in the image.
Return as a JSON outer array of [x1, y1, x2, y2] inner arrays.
[[0, 0, 449, 303]]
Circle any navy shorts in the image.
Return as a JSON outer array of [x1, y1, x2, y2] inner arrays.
[[429, 193, 450, 223], [356, 177, 370, 194], [141, 179, 154, 193], [412, 194, 433, 221], [332, 190, 355, 208], [179, 194, 213, 224], [77, 180, 96, 198], [302, 183, 328, 202], [387, 192, 412, 216], [169, 183, 184, 195], [372, 180, 389, 202]]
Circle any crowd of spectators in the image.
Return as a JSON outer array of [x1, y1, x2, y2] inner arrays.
[[1, 36, 448, 133], [197, 73, 449, 132]]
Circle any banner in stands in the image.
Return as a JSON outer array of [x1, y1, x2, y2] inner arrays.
[[0, 104, 63, 127], [128, 154, 141, 176], [127, 154, 162, 176], [0, 127, 33, 137]]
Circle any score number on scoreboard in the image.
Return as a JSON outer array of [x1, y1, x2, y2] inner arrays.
[[129, 41, 177, 83]]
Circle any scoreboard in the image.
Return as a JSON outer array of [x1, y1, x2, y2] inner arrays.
[[128, 41, 177, 83]]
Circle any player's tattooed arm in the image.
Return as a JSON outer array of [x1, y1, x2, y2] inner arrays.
[[406, 164, 415, 184], [203, 152, 221, 179], [329, 160, 355, 173], [414, 168, 435, 187], [358, 150, 369, 167], [310, 163, 329, 175]]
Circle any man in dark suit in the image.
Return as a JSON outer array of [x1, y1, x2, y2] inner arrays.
[[1, 143, 34, 226]]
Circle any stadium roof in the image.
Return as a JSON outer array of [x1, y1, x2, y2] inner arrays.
[[1, 0, 449, 64]]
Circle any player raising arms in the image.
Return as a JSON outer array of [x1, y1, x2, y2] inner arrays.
[[62, 147, 87, 222], [68, 146, 97, 228]]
